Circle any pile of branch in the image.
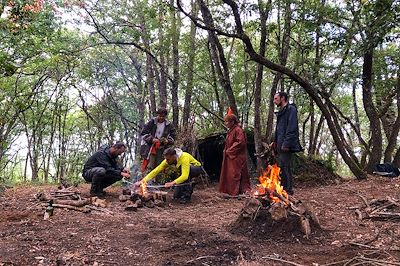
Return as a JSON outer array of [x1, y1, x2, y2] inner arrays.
[[351, 195, 400, 221], [322, 250, 400, 266], [35, 189, 110, 214]]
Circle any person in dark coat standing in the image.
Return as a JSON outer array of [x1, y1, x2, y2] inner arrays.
[[140, 108, 177, 172], [219, 114, 251, 196], [82, 142, 130, 196], [272, 92, 302, 195]]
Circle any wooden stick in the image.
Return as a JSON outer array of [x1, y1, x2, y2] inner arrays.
[[359, 256, 400, 265], [321, 258, 354, 266], [186, 256, 216, 264], [261, 256, 304, 266], [356, 193, 370, 208], [343, 257, 358, 266], [50, 191, 78, 195], [86, 205, 113, 214], [355, 209, 364, 220], [370, 203, 396, 214], [53, 199, 90, 207], [52, 204, 90, 213]]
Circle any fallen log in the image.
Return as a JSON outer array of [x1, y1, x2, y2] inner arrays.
[[53, 198, 90, 207], [52, 203, 90, 213], [86, 205, 113, 214], [91, 197, 107, 208], [125, 204, 138, 212]]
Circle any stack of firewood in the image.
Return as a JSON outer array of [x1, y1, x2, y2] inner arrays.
[[351, 195, 400, 221], [233, 194, 320, 238], [35, 188, 109, 214]]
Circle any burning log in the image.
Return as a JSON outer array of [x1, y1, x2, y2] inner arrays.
[[231, 163, 320, 239], [123, 181, 168, 209]]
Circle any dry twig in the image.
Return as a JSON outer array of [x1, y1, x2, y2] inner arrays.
[[260, 256, 304, 266]]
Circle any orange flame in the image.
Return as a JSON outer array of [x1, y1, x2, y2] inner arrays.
[[140, 180, 148, 196], [255, 163, 288, 204]]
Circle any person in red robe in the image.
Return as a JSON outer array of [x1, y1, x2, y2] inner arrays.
[[219, 114, 251, 196]]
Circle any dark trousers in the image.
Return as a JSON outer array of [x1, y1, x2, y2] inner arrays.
[[277, 152, 294, 195], [83, 167, 122, 192], [173, 166, 203, 200]]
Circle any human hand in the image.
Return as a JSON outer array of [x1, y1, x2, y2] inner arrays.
[[152, 138, 159, 144], [121, 172, 130, 178], [164, 181, 176, 188]]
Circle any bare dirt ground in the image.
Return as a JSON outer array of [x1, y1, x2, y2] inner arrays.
[[1, 175, 400, 266]]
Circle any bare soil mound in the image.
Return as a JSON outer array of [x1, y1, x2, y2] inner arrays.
[[293, 154, 342, 187]]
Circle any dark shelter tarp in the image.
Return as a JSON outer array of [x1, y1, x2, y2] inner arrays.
[[197, 132, 256, 182], [373, 163, 400, 178]]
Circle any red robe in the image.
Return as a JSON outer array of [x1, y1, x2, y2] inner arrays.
[[219, 124, 251, 196]]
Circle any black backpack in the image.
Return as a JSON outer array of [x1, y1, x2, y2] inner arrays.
[[373, 163, 400, 178]]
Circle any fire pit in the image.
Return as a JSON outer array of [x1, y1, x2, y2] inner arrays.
[[119, 181, 168, 211], [231, 164, 321, 238]]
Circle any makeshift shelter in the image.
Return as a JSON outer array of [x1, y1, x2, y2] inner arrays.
[[197, 132, 256, 182]]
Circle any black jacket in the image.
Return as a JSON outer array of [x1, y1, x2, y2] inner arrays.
[[140, 118, 176, 158], [82, 146, 123, 178], [275, 104, 303, 153]]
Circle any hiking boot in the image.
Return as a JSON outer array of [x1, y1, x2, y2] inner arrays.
[[90, 190, 106, 197], [90, 185, 106, 197], [122, 188, 131, 195], [179, 197, 191, 204]]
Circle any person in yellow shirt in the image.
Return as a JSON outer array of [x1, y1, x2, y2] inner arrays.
[[137, 147, 202, 203]]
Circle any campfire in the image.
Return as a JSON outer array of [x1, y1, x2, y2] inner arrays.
[[254, 163, 288, 204], [119, 181, 168, 211], [231, 164, 320, 238]]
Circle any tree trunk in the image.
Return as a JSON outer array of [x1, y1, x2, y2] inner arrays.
[[383, 75, 400, 162], [158, 2, 168, 109], [182, 0, 198, 128], [198, 0, 238, 116], [170, 0, 180, 128], [207, 42, 224, 118], [254, 0, 271, 174], [141, 16, 157, 116], [308, 100, 315, 157], [362, 48, 382, 173], [310, 115, 324, 156], [266, 0, 291, 141]]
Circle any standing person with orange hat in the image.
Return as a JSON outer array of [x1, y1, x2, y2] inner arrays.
[[219, 110, 251, 196]]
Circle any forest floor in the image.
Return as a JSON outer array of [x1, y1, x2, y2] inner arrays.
[[0, 175, 400, 266]]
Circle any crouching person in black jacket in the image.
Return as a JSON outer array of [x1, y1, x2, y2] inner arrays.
[[82, 142, 130, 197]]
